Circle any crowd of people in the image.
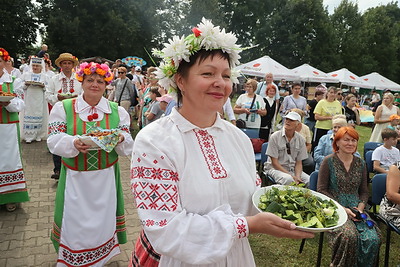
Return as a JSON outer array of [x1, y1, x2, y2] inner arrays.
[[0, 18, 400, 267]]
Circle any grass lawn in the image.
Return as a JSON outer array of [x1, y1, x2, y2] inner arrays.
[[130, 105, 400, 266]]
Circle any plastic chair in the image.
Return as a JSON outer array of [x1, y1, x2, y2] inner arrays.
[[240, 128, 259, 139], [299, 171, 324, 267], [371, 173, 400, 267], [365, 150, 374, 179], [363, 142, 382, 159]]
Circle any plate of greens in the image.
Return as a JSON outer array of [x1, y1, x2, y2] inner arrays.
[[252, 185, 347, 232]]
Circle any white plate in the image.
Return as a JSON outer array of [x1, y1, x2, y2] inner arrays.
[[78, 136, 100, 150], [252, 185, 347, 233], [0, 95, 15, 101]]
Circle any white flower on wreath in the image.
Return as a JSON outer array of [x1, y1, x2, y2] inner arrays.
[[162, 35, 191, 69]]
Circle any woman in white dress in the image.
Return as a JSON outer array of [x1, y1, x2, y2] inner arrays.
[[47, 62, 134, 266], [129, 18, 313, 267], [20, 56, 49, 143], [370, 93, 400, 142]]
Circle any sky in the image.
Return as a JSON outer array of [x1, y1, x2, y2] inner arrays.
[[323, 0, 400, 14]]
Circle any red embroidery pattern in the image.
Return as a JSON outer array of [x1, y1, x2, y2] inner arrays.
[[58, 234, 119, 266], [62, 78, 75, 94], [0, 169, 25, 188], [235, 217, 248, 239], [48, 121, 67, 136], [131, 167, 179, 212], [255, 172, 261, 187], [193, 129, 227, 179], [117, 124, 130, 134], [140, 218, 168, 228]]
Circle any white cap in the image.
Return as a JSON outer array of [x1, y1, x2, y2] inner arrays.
[[284, 111, 301, 122], [135, 66, 142, 71]]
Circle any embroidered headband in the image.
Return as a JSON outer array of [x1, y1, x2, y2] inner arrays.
[[0, 48, 11, 62], [152, 18, 242, 91], [75, 62, 114, 85]]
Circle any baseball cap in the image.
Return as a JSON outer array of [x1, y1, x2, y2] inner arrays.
[[284, 111, 301, 122], [135, 66, 142, 71]]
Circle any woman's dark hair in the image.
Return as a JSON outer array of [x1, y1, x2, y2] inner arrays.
[[175, 49, 230, 105]]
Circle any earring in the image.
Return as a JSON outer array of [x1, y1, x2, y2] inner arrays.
[[181, 90, 185, 96]]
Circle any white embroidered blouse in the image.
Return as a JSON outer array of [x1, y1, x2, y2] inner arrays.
[[131, 108, 261, 266]]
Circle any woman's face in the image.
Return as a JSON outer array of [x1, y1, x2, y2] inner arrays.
[[383, 95, 393, 105], [265, 74, 273, 83], [327, 89, 336, 101], [347, 96, 356, 107], [292, 85, 301, 96], [82, 74, 106, 99], [148, 73, 158, 85], [176, 55, 232, 115], [0, 58, 5, 70], [32, 64, 42, 74], [332, 123, 343, 135], [267, 88, 276, 98], [336, 133, 358, 154], [245, 83, 255, 94]]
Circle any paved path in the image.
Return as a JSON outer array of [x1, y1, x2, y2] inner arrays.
[[0, 141, 140, 266]]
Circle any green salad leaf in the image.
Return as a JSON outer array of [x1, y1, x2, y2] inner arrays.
[[258, 187, 339, 228]]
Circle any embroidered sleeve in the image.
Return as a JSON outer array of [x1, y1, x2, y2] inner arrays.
[[47, 102, 79, 158], [131, 129, 250, 264], [113, 106, 133, 156]]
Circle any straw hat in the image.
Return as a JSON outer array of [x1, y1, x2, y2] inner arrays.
[[55, 53, 78, 67]]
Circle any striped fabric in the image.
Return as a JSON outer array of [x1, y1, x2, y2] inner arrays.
[[129, 230, 160, 267]]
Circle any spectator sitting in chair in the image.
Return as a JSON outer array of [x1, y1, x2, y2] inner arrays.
[[372, 128, 400, 174], [264, 111, 310, 186]]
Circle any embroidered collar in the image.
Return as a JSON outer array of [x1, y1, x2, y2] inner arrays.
[[75, 94, 111, 115], [58, 71, 77, 81], [169, 107, 225, 134]]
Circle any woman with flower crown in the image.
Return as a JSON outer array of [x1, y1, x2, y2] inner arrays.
[[20, 56, 49, 143], [47, 62, 134, 266], [130, 18, 313, 267], [0, 47, 29, 212]]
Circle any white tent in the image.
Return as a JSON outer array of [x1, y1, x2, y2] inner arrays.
[[292, 64, 340, 83], [360, 72, 400, 92], [326, 68, 374, 89], [235, 56, 299, 81]]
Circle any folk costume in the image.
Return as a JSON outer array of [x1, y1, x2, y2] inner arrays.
[[20, 57, 49, 142], [48, 95, 133, 266], [130, 109, 261, 266], [0, 71, 29, 208]]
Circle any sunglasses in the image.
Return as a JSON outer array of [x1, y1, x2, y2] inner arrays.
[[286, 142, 291, 155], [360, 212, 375, 229], [118, 72, 125, 74], [337, 92, 342, 95]]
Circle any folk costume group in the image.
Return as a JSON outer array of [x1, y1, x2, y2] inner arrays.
[[0, 18, 390, 267]]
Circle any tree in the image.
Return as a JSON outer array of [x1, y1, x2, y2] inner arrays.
[[359, 3, 400, 82], [1, 0, 38, 58], [330, 0, 364, 73], [40, 0, 146, 62]]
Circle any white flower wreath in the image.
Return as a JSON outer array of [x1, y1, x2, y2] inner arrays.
[[152, 18, 242, 91]]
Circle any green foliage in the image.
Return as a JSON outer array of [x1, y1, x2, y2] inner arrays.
[[1, 0, 38, 58]]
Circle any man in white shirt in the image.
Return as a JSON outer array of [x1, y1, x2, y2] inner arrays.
[[45, 52, 82, 179]]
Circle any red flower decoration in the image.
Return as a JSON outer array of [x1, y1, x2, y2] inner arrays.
[[70, 89, 74, 93], [87, 115, 93, 121], [58, 89, 62, 93], [92, 113, 98, 119], [192, 27, 202, 37]]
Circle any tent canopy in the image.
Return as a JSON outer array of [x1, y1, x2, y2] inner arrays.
[[235, 56, 299, 81], [327, 68, 374, 89], [292, 64, 339, 83], [360, 72, 400, 92]]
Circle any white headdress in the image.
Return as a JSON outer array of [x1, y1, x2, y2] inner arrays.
[[152, 18, 242, 91]]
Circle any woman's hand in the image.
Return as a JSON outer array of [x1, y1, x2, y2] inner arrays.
[[345, 207, 361, 221], [243, 108, 251, 114], [73, 138, 91, 154], [246, 212, 314, 239], [117, 133, 124, 144]]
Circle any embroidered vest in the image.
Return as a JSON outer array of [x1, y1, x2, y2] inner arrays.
[[61, 98, 119, 171], [0, 77, 19, 124]]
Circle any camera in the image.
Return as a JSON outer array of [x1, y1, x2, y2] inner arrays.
[[249, 109, 258, 113], [349, 207, 362, 220]]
